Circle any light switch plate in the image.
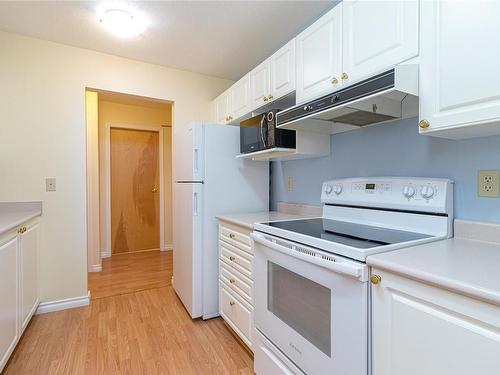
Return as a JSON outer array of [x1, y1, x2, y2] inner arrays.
[[478, 170, 499, 197], [46, 178, 56, 192], [287, 177, 294, 192]]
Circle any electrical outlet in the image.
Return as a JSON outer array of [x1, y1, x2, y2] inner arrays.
[[478, 170, 499, 197], [287, 176, 294, 192], [45, 177, 56, 192]]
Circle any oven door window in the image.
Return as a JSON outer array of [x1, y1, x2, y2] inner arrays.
[[267, 261, 331, 357]]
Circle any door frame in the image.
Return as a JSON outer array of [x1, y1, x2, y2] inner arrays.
[[103, 123, 166, 257]]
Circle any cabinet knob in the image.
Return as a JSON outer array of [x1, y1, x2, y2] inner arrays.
[[331, 77, 338, 84], [229, 278, 236, 284], [229, 233, 236, 239], [267, 94, 274, 100], [370, 274, 382, 285], [229, 256, 236, 261], [341, 72, 349, 80], [229, 301, 235, 306], [263, 96, 268, 102], [419, 119, 430, 129]]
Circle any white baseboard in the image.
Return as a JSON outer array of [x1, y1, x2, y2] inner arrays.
[[88, 263, 102, 272], [36, 291, 90, 315], [101, 249, 111, 258], [161, 243, 173, 251]]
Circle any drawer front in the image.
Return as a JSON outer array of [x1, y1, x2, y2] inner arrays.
[[220, 261, 253, 304], [220, 240, 253, 279], [220, 225, 252, 254], [220, 284, 252, 347]]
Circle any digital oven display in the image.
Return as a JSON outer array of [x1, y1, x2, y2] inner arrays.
[[365, 183, 376, 190]]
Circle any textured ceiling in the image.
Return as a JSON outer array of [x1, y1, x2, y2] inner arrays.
[[0, 1, 335, 80]]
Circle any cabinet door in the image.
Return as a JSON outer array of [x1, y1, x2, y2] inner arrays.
[[372, 269, 500, 375], [231, 74, 251, 120], [296, 4, 342, 104], [419, 1, 500, 136], [20, 223, 39, 331], [250, 60, 270, 109], [214, 90, 232, 124], [269, 39, 296, 101], [0, 235, 19, 372], [342, 0, 418, 86]]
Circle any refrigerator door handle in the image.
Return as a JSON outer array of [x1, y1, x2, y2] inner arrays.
[[193, 148, 199, 175], [193, 191, 198, 216]]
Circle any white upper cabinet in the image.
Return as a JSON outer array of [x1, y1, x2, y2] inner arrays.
[[250, 60, 271, 109], [269, 39, 296, 101], [296, 4, 342, 104], [419, 1, 500, 139], [214, 90, 232, 124], [231, 74, 251, 120], [342, 0, 418, 86]]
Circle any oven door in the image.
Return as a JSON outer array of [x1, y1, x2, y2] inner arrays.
[[252, 232, 369, 375]]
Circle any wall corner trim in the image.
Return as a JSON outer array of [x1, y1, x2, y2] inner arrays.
[[36, 291, 90, 315]]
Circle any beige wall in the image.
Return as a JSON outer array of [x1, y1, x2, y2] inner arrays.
[[97, 99, 173, 258], [85, 91, 101, 272], [0, 31, 232, 303]]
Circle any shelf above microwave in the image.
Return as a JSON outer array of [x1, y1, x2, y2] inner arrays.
[[236, 131, 330, 161]]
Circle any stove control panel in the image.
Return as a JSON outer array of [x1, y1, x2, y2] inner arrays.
[[321, 177, 453, 214]]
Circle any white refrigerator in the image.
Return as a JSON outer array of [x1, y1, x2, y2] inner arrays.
[[172, 121, 269, 319]]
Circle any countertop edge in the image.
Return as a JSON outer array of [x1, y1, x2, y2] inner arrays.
[[368, 257, 500, 307]]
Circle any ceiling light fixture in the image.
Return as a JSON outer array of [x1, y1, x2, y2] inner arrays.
[[97, 4, 147, 38]]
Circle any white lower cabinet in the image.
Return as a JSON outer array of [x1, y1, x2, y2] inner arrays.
[[0, 219, 40, 373], [20, 223, 40, 330], [0, 234, 19, 372], [372, 268, 500, 375], [218, 220, 254, 351]]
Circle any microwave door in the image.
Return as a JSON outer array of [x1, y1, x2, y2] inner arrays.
[[240, 114, 267, 153]]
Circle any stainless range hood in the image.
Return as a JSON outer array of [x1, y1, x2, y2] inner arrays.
[[276, 64, 419, 134]]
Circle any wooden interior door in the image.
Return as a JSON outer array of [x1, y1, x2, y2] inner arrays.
[[111, 128, 160, 254]]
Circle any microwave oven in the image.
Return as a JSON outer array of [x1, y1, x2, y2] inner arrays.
[[240, 110, 296, 154]]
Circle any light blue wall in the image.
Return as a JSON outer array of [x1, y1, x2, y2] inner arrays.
[[271, 117, 500, 223]]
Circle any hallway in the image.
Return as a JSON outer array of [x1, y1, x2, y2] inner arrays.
[[3, 251, 253, 375]]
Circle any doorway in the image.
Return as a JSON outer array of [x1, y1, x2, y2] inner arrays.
[[85, 88, 174, 282], [110, 127, 160, 254]]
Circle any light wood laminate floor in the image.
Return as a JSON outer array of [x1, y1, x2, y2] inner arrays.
[[3, 251, 253, 375]]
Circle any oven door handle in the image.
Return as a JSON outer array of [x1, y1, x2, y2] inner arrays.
[[251, 232, 367, 281]]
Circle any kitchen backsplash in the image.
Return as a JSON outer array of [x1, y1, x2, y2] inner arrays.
[[270, 117, 500, 223]]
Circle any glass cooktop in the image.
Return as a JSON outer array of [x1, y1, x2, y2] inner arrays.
[[260, 218, 432, 249]]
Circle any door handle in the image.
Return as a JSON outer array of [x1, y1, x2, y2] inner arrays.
[[193, 192, 198, 216]]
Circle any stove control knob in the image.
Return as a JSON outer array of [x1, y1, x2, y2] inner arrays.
[[402, 185, 416, 199], [421, 185, 435, 199], [332, 184, 343, 195], [324, 184, 333, 195], [303, 105, 313, 112]]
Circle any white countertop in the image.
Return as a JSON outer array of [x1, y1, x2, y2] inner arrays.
[[367, 237, 500, 306], [0, 202, 42, 236], [217, 211, 309, 230]]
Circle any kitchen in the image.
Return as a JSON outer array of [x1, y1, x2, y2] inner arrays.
[[1, 1, 500, 374]]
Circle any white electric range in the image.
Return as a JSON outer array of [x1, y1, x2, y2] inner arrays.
[[251, 177, 453, 375]]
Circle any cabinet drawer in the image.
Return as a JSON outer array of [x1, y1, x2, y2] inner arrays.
[[220, 261, 253, 305], [220, 241, 253, 279], [220, 284, 252, 347], [220, 225, 252, 254]]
